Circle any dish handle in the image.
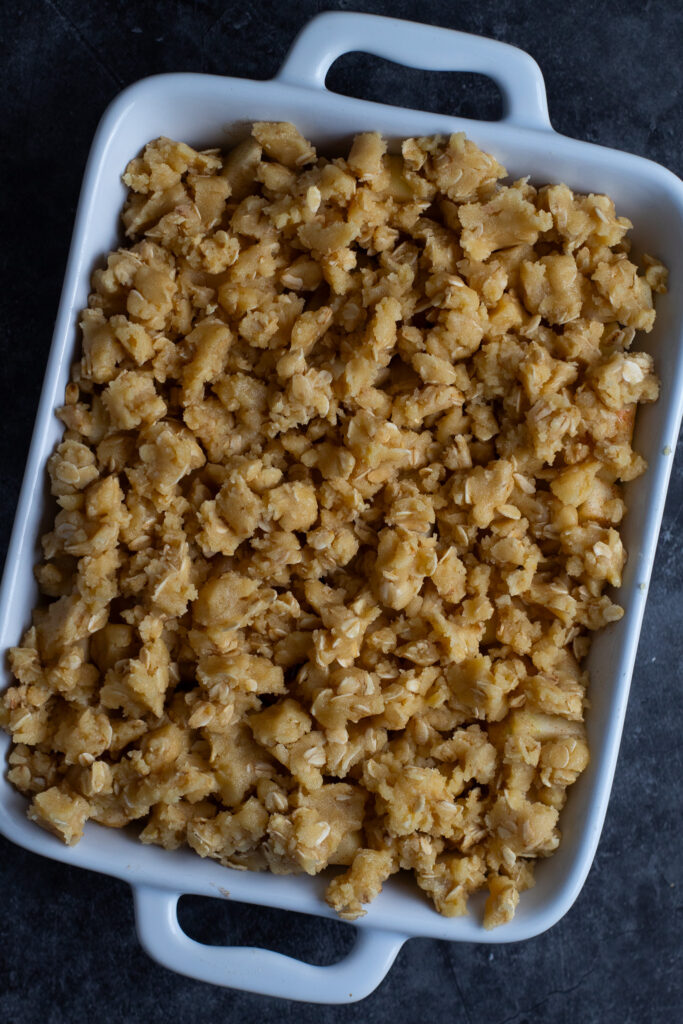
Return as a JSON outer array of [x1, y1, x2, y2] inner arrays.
[[276, 11, 551, 132], [133, 884, 407, 1003]]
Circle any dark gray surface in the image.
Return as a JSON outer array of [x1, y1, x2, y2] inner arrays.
[[1, 2, 682, 1021]]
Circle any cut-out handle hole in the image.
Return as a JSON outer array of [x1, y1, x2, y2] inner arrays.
[[177, 895, 356, 966], [325, 52, 503, 121]]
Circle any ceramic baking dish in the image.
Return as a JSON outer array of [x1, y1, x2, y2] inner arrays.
[[1, 11, 682, 1004]]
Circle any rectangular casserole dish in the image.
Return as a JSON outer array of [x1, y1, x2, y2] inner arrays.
[[1, 12, 682, 1004]]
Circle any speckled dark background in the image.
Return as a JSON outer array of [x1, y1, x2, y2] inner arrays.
[[1, 1, 681, 1021]]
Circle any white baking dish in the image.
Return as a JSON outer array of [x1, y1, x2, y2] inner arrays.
[[1, 12, 682, 1004]]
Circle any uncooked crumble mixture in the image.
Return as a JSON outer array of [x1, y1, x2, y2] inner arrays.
[[1, 123, 666, 927]]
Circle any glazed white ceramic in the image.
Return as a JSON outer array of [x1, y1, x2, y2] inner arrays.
[[1, 11, 682, 1004]]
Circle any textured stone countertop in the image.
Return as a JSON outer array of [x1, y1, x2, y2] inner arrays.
[[1, 2, 681, 1022]]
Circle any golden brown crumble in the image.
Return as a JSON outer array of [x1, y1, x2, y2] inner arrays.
[[2, 123, 665, 928]]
